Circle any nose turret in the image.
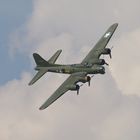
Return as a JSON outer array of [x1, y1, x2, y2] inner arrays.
[[99, 66, 105, 74]]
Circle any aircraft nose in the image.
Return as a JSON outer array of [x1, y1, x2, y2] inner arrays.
[[101, 66, 105, 74], [98, 66, 105, 74]]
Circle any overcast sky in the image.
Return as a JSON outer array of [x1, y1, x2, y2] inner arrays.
[[0, 0, 140, 140]]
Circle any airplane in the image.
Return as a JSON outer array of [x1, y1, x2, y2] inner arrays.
[[29, 23, 118, 110]]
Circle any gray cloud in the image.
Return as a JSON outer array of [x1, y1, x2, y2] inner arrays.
[[109, 28, 140, 96], [1, 0, 140, 139], [0, 70, 140, 140]]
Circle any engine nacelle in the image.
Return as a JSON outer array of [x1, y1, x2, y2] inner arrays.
[[67, 84, 80, 91], [94, 59, 106, 65], [101, 48, 111, 55], [78, 76, 91, 83], [101, 48, 112, 58]]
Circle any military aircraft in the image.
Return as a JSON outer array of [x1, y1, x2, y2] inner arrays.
[[29, 23, 118, 110]]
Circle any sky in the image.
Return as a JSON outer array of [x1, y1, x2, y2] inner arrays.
[[0, 0, 32, 84], [0, 0, 140, 140]]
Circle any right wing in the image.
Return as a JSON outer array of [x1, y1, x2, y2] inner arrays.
[[39, 72, 87, 110], [28, 69, 48, 85], [81, 23, 118, 65]]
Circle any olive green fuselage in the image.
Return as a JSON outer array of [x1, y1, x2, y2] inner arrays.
[[36, 64, 105, 74]]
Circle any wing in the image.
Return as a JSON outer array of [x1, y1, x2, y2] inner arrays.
[[39, 72, 87, 110], [28, 69, 48, 85], [81, 23, 118, 65]]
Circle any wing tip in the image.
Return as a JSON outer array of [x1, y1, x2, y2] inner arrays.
[[58, 49, 62, 52], [33, 53, 39, 58], [39, 102, 50, 110], [113, 23, 119, 25], [28, 80, 34, 86], [28, 83, 32, 86], [112, 23, 119, 28], [39, 106, 46, 110]]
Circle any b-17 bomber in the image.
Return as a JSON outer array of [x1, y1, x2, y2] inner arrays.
[[29, 23, 118, 110]]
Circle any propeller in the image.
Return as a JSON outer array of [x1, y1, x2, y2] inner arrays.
[[77, 84, 85, 95], [76, 75, 94, 95], [105, 62, 109, 66], [88, 75, 94, 87], [109, 51, 112, 59], [76, 84, 81, 95], [102, 59, 109, 66], [77, 89, 79, 95], [88, 81, 90, 86], [109, 46, 114, 59]]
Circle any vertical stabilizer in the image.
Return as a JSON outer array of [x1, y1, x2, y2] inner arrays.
[[33, 53, 49, 66]]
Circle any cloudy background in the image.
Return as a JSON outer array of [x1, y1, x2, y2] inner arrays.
[[0, 0, 140, 139]]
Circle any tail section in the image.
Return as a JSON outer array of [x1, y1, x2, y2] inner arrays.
[[48, 49, 62, 64], [28, 69, 48, 85], [33, 49, 62, 66], [33, 53, 49, 66], [29, 49, 62, 85]]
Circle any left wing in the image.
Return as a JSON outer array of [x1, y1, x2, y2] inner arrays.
[[39, 72, 87, 110], [81, 23, 118, 65]]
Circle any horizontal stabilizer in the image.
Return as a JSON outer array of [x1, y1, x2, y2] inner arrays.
[[48, 49, 62, 64], [29, 50, 62, 85], [28, 69, 48, 85]]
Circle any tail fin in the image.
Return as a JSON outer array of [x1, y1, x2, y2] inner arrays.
[[33, 50, 62, 66], [33, 53, 49, 66], [29, 50, 62, 85]]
